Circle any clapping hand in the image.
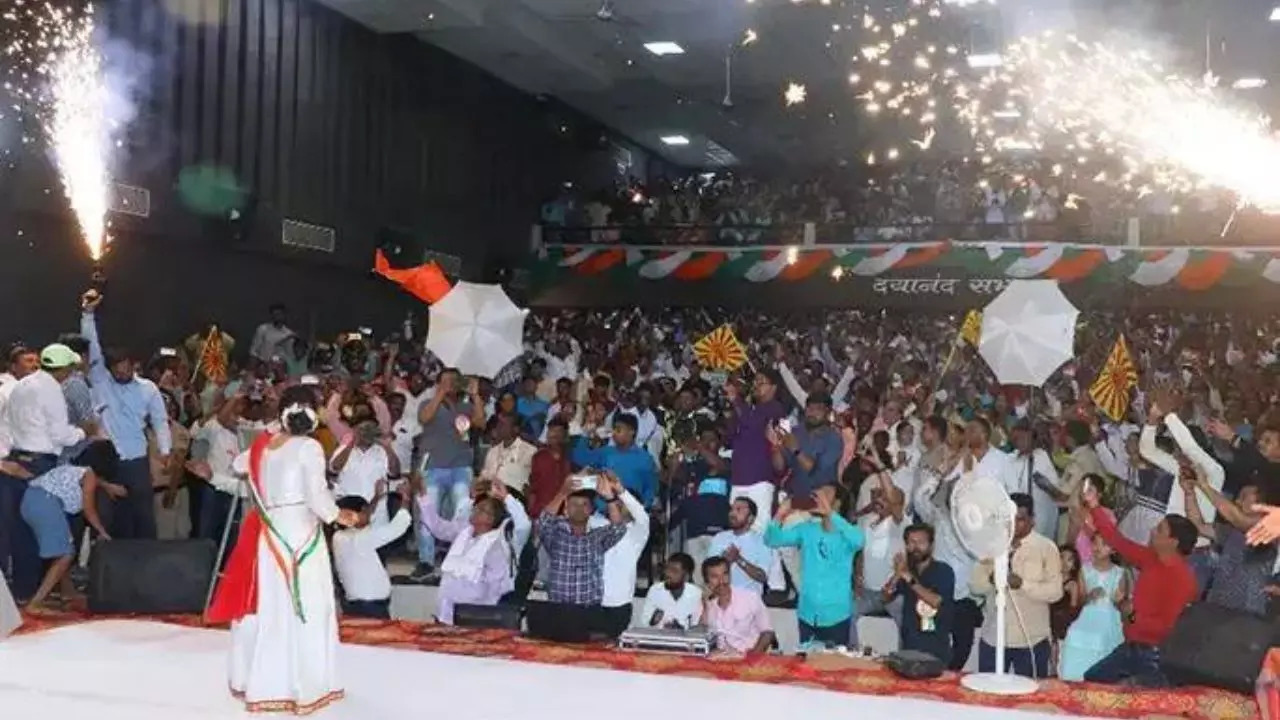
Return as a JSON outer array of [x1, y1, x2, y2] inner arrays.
[[1087, 586, 1106, 603], [721, 544, 741, 564]]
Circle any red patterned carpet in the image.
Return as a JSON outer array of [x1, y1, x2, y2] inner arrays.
[[13, 610, 1259, 719]]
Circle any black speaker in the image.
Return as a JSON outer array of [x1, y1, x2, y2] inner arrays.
[[1160, 601, 1280, 693], [454, 603, 521, 631], [88, 539, 217, 614]]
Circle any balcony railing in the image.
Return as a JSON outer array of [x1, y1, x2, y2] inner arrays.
[[537, 220, 1126, 248]]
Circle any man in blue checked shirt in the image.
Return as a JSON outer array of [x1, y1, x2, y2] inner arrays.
[[80, 292, 172, 540], [570, 412, 658, 508]]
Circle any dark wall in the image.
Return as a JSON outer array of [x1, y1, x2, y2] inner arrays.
[[0, 0, 651, 349]]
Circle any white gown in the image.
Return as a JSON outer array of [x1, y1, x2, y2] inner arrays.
[[228, 436, 343, 714], [0, 573, 20, 639]]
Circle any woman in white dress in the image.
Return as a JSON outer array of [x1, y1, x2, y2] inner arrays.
[[0, 573, 20, 639], [207, 386, 358, 715]]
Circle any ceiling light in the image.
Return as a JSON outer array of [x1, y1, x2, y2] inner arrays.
[[992, 109, 1021, 119], [1233, 77, 1267, 89], [644, 42, 685, 56], [966, 53, 1003, 69], [1271, 6, 1280, 20], [660, 135, 690, 146]]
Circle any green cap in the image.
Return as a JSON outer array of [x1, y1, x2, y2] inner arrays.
[[40, 343, 82, 370]]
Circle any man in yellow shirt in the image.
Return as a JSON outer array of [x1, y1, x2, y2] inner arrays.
[[970, 492, 1063, 678]]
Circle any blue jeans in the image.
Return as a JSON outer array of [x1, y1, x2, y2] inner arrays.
[[418, 466, 472, 565], [0, 452, 59, 600], [103, 458, 156, 540], [1083, 642, 1168, 687], [979, 639, 1051, 679]]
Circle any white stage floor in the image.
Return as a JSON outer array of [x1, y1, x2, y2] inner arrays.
[[0, 620, 1100, 719]]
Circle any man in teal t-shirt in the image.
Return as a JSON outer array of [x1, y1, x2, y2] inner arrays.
[[765, 485, 864, 649]]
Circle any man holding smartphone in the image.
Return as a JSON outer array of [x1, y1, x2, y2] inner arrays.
[[767, 393, 843, 591]]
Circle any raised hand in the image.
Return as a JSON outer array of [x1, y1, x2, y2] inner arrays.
[[812, 489, 833, 518], [1246, 504, 1280, 546], [490, 479, 509, 502], [81, 289, 103, 312]]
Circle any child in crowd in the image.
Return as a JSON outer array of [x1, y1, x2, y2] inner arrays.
[[331, 482, 412, 619], [1050, 545, 1083, 672], [1059, 532, 1127, 680]]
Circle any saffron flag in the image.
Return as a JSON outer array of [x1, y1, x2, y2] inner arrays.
[[960, 309, 983, 346], [198, 327, 228, 385], [374, 249, 452, 304], [1089, 335, 1139, 422], [693, 325, 748, 372]]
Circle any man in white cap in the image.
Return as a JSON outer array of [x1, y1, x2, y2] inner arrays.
[[0, 343, 92, 600]]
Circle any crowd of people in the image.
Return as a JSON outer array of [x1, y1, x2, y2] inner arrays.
[[3, 295, 1280, 690], [539, 160, 1252, 247]]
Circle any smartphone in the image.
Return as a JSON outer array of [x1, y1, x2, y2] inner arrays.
[[158, 347, 178, 358], [777, 417, 795, 434], [572, 474, 599, 491]]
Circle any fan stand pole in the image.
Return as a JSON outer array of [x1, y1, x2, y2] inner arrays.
[[960, 550, 1039, 695]]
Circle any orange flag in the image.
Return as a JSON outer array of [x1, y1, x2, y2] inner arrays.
[[374, 249, 452, 304], [198, 327, 228, 385], [1089, 335, 1139, 422], [693, 325, 748, 372]]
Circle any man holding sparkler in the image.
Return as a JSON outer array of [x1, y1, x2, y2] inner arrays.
[[79, 291, 172, 540]]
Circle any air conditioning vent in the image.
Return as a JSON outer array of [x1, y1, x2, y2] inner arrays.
[[281, 218, 336, 253], [422, 250, 462, 276], [109, 182, 150, 217]]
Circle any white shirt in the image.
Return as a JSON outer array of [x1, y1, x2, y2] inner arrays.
[[855, 476, 907, 589], [946, 445, 1013, 486], [481, 438, 537, 492], [453, 495, 533, 557], [0, 373, 18, 457], [641, 582, 704, 629], [1006, 448, 1062, 538], [331, 442, 391, 524], [198, 417, 248, 497], [390, 415, 420, 472], [333, 509, 412, 601], [588, 490, 650, 608], [5, 370, 85, 455]]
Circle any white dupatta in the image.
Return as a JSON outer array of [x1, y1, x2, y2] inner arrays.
[[0, 573, 20, 639]]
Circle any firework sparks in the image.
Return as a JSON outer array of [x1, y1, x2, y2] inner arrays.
[[784, 82, 807, 106], [4, 2, 118, 260]]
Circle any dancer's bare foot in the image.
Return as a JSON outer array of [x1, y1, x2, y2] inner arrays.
[[23, 601, 54, 616]]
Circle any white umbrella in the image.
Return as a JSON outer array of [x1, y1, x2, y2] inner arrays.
[[978, 279, 1078, 387], [426, 282, 528, 379]]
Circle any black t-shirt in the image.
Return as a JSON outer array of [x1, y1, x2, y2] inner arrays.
[[894, 559, 956, 665]]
